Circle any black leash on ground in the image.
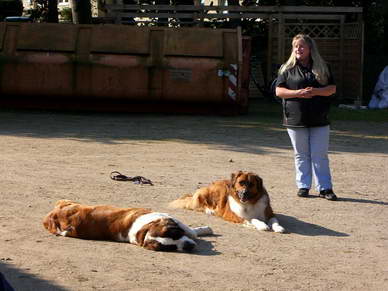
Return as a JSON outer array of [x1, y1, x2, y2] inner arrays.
[[110, 171, 153, 186]]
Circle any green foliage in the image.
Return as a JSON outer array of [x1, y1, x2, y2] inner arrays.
[[27, 0, 55, 22], [60, 7, 72, 22], [363, 1, 385, 53], [330, 107, 388, 122]]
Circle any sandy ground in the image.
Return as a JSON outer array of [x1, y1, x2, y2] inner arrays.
[[0, 104, 387, 291]]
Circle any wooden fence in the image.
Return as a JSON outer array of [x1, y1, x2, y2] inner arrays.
[[104, 5, 364, 103], [268, 13, 364, 103]]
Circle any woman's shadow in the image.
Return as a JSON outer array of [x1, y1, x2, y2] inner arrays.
[[277, 214, 349, 237], [336, 197, 388, 205], [280, 194, 388, 236]]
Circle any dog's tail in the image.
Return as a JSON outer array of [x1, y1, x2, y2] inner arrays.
[[54, 199, 77, 208], [169, 194, 196, 210]]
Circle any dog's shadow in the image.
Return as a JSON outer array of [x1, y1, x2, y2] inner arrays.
[[277, 214, 349, 237], [193, 234, 222, 256]]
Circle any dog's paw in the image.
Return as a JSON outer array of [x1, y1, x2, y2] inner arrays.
[[56, 228, 69, 237], [193, 226, 213, 236], [242, 221, 256, 229], [268, 218, 286, 233], [256, 224, 270, 231], [272, 224, 286, 233], [205, 208, 215, 215], [251, 219, 270, 231]]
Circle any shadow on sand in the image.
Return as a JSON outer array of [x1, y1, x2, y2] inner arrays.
[[0, 262, 67, 291], [277, 214, 349, 237], [193, 236, 222, 256], [0, 102, 387, 156], [294, 194, 388, 206], [337, 197, 388, 205]]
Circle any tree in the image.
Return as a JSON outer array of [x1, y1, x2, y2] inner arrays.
[[59, 7, 73, 22], [47, 0, 58, 22], [29, 0, 58, 22], [70, 0, 92, 24]]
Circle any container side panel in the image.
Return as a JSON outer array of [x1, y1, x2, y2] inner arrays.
[[222, 31, 238, 62], [89, 55, 149, 99], [163, 57, 224, 102], [0, 23, 5, 51], [90, 25, 150, 54], [2, 52, 73, 96], [164, 29, 223, 57], [17, 23, 77, 52]]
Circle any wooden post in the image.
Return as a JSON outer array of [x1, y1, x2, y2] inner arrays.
[[278, 13, 284, 69], [70, 0, 92, 24], [267, 14, 274, 83], [358, 19, 365, 106], [115, 4, 124, 24], [47, 0, 59, 23], [237, 26, 243, 102], [339, 15, 345, 99]]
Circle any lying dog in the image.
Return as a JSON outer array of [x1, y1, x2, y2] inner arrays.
[[43, 200, 213, 252], [169, 171, 285, 233]]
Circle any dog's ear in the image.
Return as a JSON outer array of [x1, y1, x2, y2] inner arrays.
[[254, 174, 264, 192], [231, 171, 243, 185]]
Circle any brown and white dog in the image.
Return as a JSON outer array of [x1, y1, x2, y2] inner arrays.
[[169, 171, 285, 233], [43, 200, 213, 252]]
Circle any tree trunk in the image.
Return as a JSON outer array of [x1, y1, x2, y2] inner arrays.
[[71, 0, 92, 24], [47, 0, 58, 23]]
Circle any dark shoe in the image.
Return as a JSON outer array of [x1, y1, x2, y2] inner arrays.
[[297, 188, 310, 197], [319, 189, 338, 201]]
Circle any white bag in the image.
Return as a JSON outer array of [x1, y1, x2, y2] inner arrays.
[[368, 66, 388, 109]]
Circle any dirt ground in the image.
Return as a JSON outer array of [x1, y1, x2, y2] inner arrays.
[[1, 104, 387, 291]]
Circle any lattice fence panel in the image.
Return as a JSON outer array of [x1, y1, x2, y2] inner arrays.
[[344, 23, 362, 39], [284, 24, 341, 39]]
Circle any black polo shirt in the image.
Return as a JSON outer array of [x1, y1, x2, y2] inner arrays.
[[276, 63, 335, 128]]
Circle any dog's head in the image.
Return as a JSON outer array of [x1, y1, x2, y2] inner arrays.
[[230, 171, 266, 204], [137, 217, 196, 252]]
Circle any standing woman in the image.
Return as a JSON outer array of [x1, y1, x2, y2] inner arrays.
[[275, 34, 338, 201]]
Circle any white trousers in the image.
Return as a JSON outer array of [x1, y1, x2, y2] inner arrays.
[[287, 125, 333, 191]]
